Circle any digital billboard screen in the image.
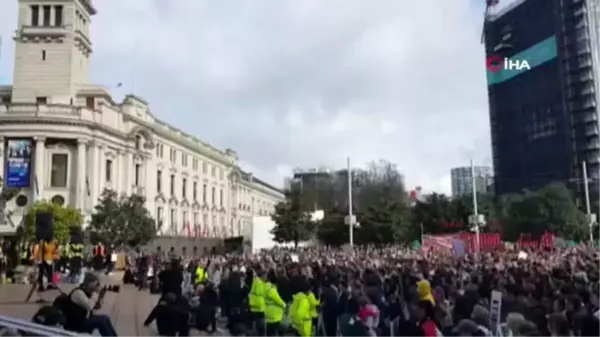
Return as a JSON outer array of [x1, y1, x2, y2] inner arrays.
[[5, 139, 32, 188]]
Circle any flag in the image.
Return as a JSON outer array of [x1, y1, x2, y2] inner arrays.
[[409, 186, 423, 205], [422, 235, 454, 252]]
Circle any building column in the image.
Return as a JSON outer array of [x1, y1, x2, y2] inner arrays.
[[96, 144, 105, 195], [114, 150, 122, 194], [124, 151, 133, 195], [89, 142, 100, 206], [34, 137, 46, 202], [77, 139, 87, 210]]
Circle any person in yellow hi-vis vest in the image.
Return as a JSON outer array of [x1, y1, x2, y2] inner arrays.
[[194, 264, 209, 285], [308, 290, 320, 334], [290, 283, 312, 337], [248, 268, 267, 336], [264, 271, 286, 336]]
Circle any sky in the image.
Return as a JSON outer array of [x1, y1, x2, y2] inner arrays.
[[0, 0, 521, 194]]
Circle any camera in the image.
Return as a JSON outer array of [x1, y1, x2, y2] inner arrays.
[[102, 284, 120, 293]]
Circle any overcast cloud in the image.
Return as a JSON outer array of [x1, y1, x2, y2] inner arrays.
[[0, 0, 521, 194]]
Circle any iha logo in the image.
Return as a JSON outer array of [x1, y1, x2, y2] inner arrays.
[[486, 55, 531, 73]]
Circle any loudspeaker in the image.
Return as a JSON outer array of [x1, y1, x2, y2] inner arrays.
[[35, 211, 54, 241]]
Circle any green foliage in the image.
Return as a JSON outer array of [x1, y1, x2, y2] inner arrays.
[[23, 201, 84, 244], [300, 158, 587, 244], [356, 197, 411, 244], [500, 183, 587, 241], [271, 187, 316, 247], [89, 189, 157, 246], [316, 206, 347, 246]]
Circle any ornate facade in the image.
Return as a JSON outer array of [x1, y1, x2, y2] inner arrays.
[[0, 0, 284, 235]]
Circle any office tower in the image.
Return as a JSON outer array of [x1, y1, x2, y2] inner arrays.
[[484, 0, 599, 205], [451, 166, 494, 197]]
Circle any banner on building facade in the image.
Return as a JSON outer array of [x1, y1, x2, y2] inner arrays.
[[5, 139, 32, 188]]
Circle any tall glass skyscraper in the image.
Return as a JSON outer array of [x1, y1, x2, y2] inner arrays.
[[484, 0, 599, 206], [451, 166, 494, 197]]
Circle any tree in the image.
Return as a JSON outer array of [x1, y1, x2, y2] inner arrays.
[[89, 189, 157, 246], [500, 183, 587, 241], [412, 193, 458, 235], [316, 159, 412, 244], [317, 206, 348, 246], [271, 187, 315, 247], [23, 201, 84, 243], [357, 197, 411, 244]]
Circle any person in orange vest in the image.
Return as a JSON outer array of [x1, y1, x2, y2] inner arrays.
[[31, 240, 58, 291]]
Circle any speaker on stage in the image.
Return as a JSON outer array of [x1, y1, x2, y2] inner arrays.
[[35, 211, 54, 241]]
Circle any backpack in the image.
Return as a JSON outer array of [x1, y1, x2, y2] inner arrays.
[[52, 293, 71, 314]]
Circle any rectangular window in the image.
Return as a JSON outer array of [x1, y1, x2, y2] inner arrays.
[[219, 169, 224, 180], [157, 170, 162, 193], [170, 209, 176, 227], [105, 159, 112, 182], [31, 5, 39, 26], [36, 97, 47, 104], [134, 164, 141, 186], [42, 5, 51, 26], [202, 162, 207, 173], [211, 166, 216, 177], [193, 212, 199, 225], [202, 184, 207, 202], [182, 178, 187, 198], [220, 189, 223, 207], [157, 207, 163, 222], [85, 97, 95, 109], [50, 154, 68, 187], [170, 174, 175, 195], [183, 211, 187, 224], [211, 187, 216, 204], [54, 5, 63, 26], [193, 181, 197, 200], [42, 50, 46, 61]]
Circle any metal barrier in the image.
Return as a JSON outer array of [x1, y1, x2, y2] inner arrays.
[[0, 315, 85, 336]]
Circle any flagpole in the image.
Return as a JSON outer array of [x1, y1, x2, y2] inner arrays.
[[347, 157, 354, 247]]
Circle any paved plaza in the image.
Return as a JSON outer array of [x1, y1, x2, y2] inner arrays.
[[0, 275, 227, 336], [0, 283, 160, 335]]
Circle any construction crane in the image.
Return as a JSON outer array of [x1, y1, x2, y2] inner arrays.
[[481, 0, 500, 44]]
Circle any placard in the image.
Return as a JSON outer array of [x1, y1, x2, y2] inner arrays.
[[5, 139, 32, 188], [489, 290, 503, 335]]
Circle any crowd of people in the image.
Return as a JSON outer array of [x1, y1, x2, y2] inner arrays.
[[118, 244, 600, 336], [3, 240, 599, 336]]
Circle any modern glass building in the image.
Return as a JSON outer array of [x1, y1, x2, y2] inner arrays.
[[484, 0, 599, 206], [451, 166, 494, 197]]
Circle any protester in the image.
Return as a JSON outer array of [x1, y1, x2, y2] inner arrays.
[[58, 273, 118, 336]]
